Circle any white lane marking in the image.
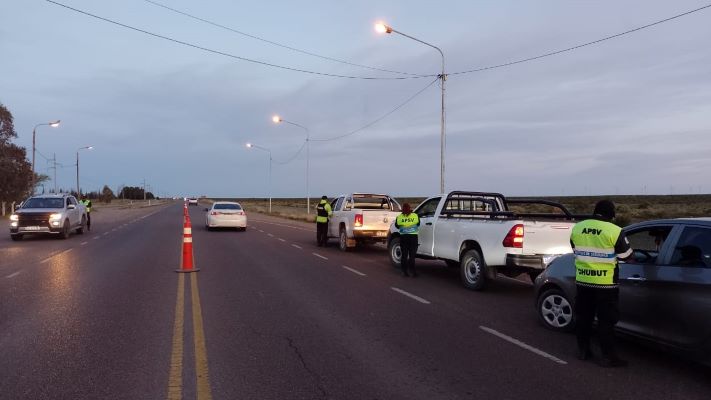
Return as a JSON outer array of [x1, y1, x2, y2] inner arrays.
[[111, 228, 117, 232], [278, 238, 286, 242], [6, 271, 21, 279], [251, 219, 314, 232], [40, 248, 73, 264], [391, 287, 431, 304], [258, 229, 264, 233], [312, 253, 328, 260], [103, 232, 110, 236], [81, 241, 88, 245], [479, 326, 568, 365], [342, 265, 366, 276], [40, 257, 51, 264], [267, 233, 274, 237], [93, 236, 100, 240], [291, 244, 302, 249]]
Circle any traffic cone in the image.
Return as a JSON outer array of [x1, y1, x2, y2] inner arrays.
[[176, 216, 199, 273]]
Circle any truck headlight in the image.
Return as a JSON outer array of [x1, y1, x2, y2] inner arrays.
[[49, 213, 62, 220], [10, 214, 19, 221]]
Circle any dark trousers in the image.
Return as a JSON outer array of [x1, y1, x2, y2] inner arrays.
[[86, 212, 91, 230], [316, 222, 328, 246], [575, 284, 620, 358], [400, 234, 419, 275]]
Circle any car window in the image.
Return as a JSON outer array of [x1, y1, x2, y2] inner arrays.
[[343, 196, 353, 211], [69, 197, 78, 205], [416, 197, 441, 218], [214, 204, 241, 210], [669, 227, 711, 268], [23, 198, 64, 208], [625, 226, 673, 264], [334, 197, 344, 211]]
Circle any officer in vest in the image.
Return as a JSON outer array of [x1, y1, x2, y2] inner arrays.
[[80, 195, 93, 231], [570, 200, 632, 367], [315, 195, 332, 247], [395, 203, 420, 277]]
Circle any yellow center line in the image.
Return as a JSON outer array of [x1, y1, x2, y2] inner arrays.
[[167, 273, 185, 400], [191, 273, 213, 400]]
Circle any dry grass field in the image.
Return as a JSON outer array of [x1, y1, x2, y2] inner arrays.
[[208, 195, 711, 226]]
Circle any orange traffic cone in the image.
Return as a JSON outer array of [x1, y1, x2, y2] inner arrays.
[[176, 216, 199, 273]]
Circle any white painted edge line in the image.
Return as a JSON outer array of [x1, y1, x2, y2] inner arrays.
[[291, 244, 302, 249], [312, 252, 328, 260], [103, 232, 110, 236], [93, 236, 100, 240], [278, 238, 286, 242], [267, 233, 274, 237], [6, 271, 21, 279], [111, 228, 117, 232], [258, 229, 264, 232], [39, 248, 73, 264], [391, 287, 431, 304], [81, 241, 89, 245], [479, 326, 567, 365], [342, 265, 366, 276], [251, 219, 314, 232]]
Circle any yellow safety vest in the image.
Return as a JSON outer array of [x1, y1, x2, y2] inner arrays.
[[81, 199, 92, 213], [316, 201, 332, 223], [570, 219, 622, 286], [396, 213, 420, 235]]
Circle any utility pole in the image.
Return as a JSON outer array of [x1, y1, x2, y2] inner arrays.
[[143, 178, 147, 201], [51, 153, 58, 193]]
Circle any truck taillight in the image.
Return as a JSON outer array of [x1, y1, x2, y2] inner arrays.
[[354, 214, 363, 227], [502, 224, 524, 248], [210, 211, 218, 215]]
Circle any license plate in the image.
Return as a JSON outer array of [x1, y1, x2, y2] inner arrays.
[[23, 226, 41, 231], [375, 231, 387, 237]]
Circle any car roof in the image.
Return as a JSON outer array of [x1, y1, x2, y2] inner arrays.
[[627, 218, 711, 228], [30, 194, 69, 198], [212, 201, 241, 205]]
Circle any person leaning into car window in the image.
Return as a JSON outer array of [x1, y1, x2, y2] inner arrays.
[[570, 200, 633, 368]]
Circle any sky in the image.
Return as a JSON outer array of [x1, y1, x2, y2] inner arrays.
[[2, 0, 710, 198]]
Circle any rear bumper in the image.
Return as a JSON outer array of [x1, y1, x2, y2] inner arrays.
[[506, 254, 564, 270], [352, 230, 389, 240], [207, 216, 247, 228]]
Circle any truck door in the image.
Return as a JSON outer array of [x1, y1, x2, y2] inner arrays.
[[328, 196, 344, 237], [414, 197, 440, 256]]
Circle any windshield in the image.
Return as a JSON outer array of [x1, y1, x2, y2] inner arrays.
[[214, 203, 242, 210], [22, 198, 64, 209]]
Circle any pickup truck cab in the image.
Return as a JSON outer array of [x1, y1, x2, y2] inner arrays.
[[387, 191, 586, 290], [328, 193, 401, 251], [9, 194, 87, 241]]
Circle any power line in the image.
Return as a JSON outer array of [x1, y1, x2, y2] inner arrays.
[[449, 3, 711, 76], [45, 0, 425, 81], [273, 140, 307, 165], [141, 0, 424, 77], [311, 76, 440, 141]]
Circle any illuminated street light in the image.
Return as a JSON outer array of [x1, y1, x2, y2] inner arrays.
[[31, 119, 61, 192], [76, 146, 94, 195], [246, 142, 273, 213], [272, 116, 311, 214], [375, 21, 447, 194]]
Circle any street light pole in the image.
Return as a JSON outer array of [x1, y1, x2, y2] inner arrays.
[[246, 143, 273, 213], [375, 22, 447, 194], [76, 146, 93, 195], [272, 115, 311, 214], [31, 120, 61, 193]]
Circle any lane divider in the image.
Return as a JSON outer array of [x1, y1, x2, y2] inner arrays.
[[5, 271, 21, 279], [312, 253, 328, 260], [479, 326, 567, 365], [342, 265, 366, 277], [166, 273, 185, 400], [191, 273, 213, 400], [278, 238, 286, 242], [291, 244, 302, 249], [391, 287, 431, 304], [176, 215, 199, 273]]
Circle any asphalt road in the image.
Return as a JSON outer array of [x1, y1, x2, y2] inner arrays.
[[1, 202, 709, 399]]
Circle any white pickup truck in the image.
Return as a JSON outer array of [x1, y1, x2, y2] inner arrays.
[[327, 193, 401, 251], [9, 194, 88, 241], [387, 191, 587, 290]]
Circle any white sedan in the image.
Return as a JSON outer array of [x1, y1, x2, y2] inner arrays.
[[205, 202, 247, 231]]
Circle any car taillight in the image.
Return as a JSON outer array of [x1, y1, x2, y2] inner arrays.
[[354, 214, 363, 227], [210, 211, 218, 215], [237, 211, 244, 215], [502, 224, 524, 248]]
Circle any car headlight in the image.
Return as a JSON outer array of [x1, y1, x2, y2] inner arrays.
[[49, 213, 62, 220], [10, 214, 19, 221]]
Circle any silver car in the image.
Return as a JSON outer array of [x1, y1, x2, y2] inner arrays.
[[534, 218, 711, 365]]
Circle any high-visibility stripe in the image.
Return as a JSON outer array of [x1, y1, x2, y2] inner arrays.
[[183, 237, 192, 243], [183, 228, 192, 234]]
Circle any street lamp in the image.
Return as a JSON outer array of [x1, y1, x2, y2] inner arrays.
[[31, 120, 61, 192], [76, 146, 93, 195], [272, 115, 311, 214], [246, 142, 273, 213], [375, 21, 447, 194]]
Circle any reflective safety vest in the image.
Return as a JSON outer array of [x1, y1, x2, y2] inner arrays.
[[396, 213, 420, 235], [81, 199, 92, 213], [316, 200, 332, 223], [570, 219, 622, 287]]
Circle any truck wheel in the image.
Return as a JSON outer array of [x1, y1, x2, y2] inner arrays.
[[10, 234, 23, 241], [460, 249, 487, 291], [338, 228, 350, 252], [388, 236, 402, 268], [60, 220, 71, 239], [537, 288, 574, 332], [77, 216, 86, 234]]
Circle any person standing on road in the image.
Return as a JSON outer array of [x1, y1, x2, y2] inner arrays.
[[316, 195, 332, 247], [395, 203, 420, 277], [570, 200, 633, 367], [80, 195, 92, 231]]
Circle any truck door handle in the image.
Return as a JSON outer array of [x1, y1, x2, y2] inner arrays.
[[426, 222, 433, 226], [627, 275, 646, 282]]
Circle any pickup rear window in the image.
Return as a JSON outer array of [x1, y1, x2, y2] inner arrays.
[[351, 195, 400, 211], [22, 198, 64, 209]]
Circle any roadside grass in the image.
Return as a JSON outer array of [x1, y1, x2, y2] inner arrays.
[[208, 195, 711, 226]]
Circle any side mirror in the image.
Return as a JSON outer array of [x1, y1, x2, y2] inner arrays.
[[67, 204, 76, 210], [14, 204, 21, 211]]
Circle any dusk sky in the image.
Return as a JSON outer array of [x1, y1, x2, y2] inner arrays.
[[2, 0, 710, 198]]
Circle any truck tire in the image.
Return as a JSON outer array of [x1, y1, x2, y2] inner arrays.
[[537, 287, 575, 332], [77, 216, 86, 234], [10, 234, 23, 241], [60, 220, 71, 240], [460, 249, 487, 291], [388, 236, 402, 268], [338, 227, 350, 252]]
